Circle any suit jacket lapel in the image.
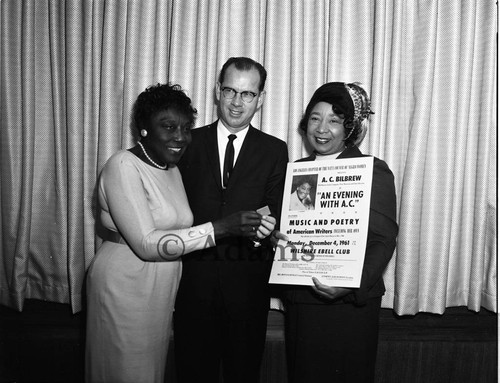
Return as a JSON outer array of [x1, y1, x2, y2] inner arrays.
[[203, 121, 224, 190]]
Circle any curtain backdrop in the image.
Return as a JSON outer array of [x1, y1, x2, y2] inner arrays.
[[0, 0, 496, 315]]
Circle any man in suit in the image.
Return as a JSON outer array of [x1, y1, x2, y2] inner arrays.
[[174, 57, 288, 383]]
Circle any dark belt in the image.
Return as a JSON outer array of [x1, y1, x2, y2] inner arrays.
[[105, 230, 127, 245]]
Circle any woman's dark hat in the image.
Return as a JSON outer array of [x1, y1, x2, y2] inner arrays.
[[308, 82, 355, 119], [307, 82, 373, 122]]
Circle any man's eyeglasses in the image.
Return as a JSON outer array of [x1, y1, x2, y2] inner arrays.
[[220, 87, 258, 103]]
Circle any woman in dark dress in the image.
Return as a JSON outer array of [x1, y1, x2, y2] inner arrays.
[[278, 82, 398, 383]]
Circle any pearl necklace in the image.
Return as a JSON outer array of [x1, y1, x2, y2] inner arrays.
[[138, 141, 167, 170]]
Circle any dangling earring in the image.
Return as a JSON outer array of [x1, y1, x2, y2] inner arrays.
[[140, 129, 148, 137]]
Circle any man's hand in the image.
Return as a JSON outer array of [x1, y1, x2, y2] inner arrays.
[[269, 230, 288, 248], [255, 215, 276, 239]]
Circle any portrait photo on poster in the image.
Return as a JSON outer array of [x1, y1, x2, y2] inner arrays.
[[289, 174, 318, 211]]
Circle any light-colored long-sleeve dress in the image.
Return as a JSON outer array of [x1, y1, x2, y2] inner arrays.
[[85, 150, 214, 383]]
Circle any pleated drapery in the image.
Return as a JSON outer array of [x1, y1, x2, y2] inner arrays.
[[0, 0, 496, 315]]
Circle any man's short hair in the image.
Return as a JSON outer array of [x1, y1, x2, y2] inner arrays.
[[218, 57, 267, 91]]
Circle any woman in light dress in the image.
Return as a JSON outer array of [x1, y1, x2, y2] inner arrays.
[[85, 83, 275, 383]]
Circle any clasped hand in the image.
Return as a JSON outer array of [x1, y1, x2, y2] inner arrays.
[[311, 277, 352, 300], [213, 211, 276, 240]]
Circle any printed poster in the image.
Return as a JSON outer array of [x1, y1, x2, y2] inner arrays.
[[269, 157, 373, 287]]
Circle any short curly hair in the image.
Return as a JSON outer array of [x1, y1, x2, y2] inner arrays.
[[131, 83, 197, 133]]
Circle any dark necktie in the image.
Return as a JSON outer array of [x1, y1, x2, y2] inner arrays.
[[223, 134, 237, 188]]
